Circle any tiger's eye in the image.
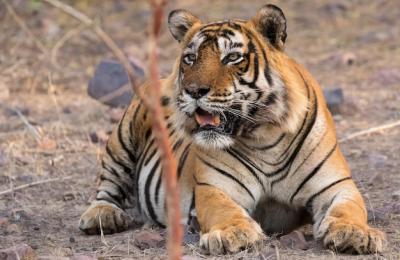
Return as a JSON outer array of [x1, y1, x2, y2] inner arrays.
[[183, 54, 196, 65]]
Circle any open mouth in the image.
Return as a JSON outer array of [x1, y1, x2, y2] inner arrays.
[[194, 108, 221, 129]]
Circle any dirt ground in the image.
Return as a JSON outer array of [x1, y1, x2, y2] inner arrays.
[[1, 0, 399, 259]]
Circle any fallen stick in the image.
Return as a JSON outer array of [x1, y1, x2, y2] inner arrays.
[[339, 120, 400, 143], [0, 176, 74, 197]]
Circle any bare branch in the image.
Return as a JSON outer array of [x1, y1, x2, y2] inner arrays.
[[0, 176, 73, 197], [339, 120, 400, 143]]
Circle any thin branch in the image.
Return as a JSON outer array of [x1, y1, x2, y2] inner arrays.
[[0, 102, 41, 141], [339, 120, 400, 143], [148, 1, 181, 260], [1, 0, 48, 54], [51, 23, 87, 66], [0, 176, 73, 197]]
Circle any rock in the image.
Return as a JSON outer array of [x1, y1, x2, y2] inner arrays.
[[323, 88, 344, 115], [63, 192, 75, 201], [88, 58, 145, 108], [133, 229, 165, 250], [6, 223, 21, 234], [279, 230, 310, 250], [70, 255, 97, 260], [392, 191, 400, 200], [69, 236, 76, 243], [0, 243, 36, 260], [89, 130, 109, 145]]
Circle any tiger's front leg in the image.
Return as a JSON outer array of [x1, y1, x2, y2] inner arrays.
[[196, 184, 265, 255], [79, 101, 146, 235], [310, 178, 385, 254]]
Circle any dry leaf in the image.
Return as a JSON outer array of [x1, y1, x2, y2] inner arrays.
[[37, 137, 57, 150]]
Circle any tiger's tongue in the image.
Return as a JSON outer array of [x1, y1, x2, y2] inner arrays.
[[195, 109, 221, 127]]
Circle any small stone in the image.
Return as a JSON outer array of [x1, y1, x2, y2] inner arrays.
[[63, 107, 72, 114], [37, 137, 57, 150], [89, 130, 109, 145], [63, 192, 75, 201], [69, 236, 76, 243], [133, 229, 165, 250], [33, 226, 40, 231], [70, 256, 97, 260], [323, 88, 344, 115], [6, 223, 21, 234], [279, 230, 310, 250], [392, 191, 400, 200], [0, 244, 36, 260], [87, 59, 145, 108], [0, 217, 9, 226]]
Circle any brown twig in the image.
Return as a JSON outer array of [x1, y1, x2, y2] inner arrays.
[[339, 120, 400, 143], [1, 0, 48, 55], [148, 1, 181, 259], [51, 23, 87, 66], [0, 176, 73, 197], [42, 0, 181, 259]]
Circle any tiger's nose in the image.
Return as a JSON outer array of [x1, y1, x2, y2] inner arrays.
[[184, 84, 210, 99]]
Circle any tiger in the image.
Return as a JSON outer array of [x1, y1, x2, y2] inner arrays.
[[79, 4, 385, 255]]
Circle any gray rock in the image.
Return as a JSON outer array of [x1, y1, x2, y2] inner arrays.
[[88, 59, 144, 107], [323, 88, 344, 115]]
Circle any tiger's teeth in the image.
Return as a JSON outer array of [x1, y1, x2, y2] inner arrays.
[[195, 110, 221, 127]]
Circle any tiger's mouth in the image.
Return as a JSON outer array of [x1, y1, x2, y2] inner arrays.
[[191, 107, 237, 136], [194, 108, 221, 128]]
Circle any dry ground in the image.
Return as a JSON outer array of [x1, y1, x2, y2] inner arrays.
[[0, 0, 399, 259]]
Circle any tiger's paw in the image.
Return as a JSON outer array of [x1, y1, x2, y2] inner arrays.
[[318, 217, 385, 254], [79, 201, 132, 235], [199, 218, 264, 255]]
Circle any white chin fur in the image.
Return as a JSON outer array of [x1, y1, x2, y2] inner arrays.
[[193, 131, 234, 149]]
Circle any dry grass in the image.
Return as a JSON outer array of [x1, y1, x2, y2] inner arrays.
[[1, 0, 399, 259]]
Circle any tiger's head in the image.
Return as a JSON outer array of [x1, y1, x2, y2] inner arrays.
[[169, 5, 308, 149]]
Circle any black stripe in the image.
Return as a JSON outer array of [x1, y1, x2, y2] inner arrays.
[[290, 143, 337, 203], [129, 103, 141, 152], [313, 192, 339, 231], [117, 110, 137, 163], [135, 139, 155, 214], [96, 189, 123, 208], [155, 143, 191, 204], [145, 148, 157, 166], [226, 149, 265, 192], [305, 177, 352, 209], [144, 159, 164, 227], [199, 157, 255, 201], [105, 145, 131, 174], [187, 191, 195, 225], [177, 144, 191, 178], [238, 133, 285, 151], [100, 167, 130, 200]]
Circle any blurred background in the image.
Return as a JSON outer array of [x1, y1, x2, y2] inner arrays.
[[0, 0, 399, 259]]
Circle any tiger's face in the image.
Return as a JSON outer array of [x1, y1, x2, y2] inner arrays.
[[169, 6, 289, 149]]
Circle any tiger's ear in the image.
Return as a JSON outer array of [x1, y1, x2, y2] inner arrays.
[[168, 9, 201, 42], [251, 4, 287, 50]]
